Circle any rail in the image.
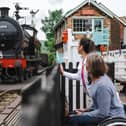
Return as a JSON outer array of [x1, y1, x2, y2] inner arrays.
[[0, 90, 11, 97]]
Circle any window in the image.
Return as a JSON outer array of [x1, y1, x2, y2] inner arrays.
[[73, 18, 92, 32], [94, 19, 102, 32]]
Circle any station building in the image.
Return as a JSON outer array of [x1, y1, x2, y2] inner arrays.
[[54, 0, 126, 63]]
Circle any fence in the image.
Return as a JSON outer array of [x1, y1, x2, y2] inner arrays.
[[61, 62, 87, 113], [61, 62, 115, 113]]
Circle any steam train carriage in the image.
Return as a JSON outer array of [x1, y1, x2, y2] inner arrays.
[[0, 7, 44, 82]]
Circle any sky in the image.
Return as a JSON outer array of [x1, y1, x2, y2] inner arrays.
[[0, 0, 126, 40]]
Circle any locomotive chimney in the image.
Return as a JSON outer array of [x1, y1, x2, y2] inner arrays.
[[0, 7, 10, 17]]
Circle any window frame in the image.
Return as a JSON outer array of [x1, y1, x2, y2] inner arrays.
[[72, 16, 104, 34]]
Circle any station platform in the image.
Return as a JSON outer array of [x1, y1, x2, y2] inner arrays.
[[0, 75, 40, 91]]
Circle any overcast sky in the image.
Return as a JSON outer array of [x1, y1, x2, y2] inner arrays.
[[1, 0, 126, 40]]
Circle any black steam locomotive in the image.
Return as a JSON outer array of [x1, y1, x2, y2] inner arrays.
[[0, 7, 47, 82]]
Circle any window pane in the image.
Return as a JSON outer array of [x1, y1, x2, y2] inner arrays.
[[73, 18, 92, 32], [94, 19, 102, 32]]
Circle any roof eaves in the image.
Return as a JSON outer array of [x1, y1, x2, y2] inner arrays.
[[64, 0, 88, 18], [64, 0, 113, 18], [91, 1, 113, 18], [99, 3, 126, 26], [54, 0, 126, 29], [113, 15, 126, 26], [54, 16, 65, 30], [120, 17, 126, 24], [98, 3, 114, 16]]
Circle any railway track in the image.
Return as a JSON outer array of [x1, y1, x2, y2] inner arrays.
[[0, 74, 44, 126], [0, 90, 21, 126]]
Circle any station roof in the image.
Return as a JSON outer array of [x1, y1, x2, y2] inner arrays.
[[54, 0, 126, 29]]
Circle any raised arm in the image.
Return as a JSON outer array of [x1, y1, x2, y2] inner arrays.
[[60, 64, 81, 80]]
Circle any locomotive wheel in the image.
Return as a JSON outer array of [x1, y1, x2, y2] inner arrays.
[[98, 118, 126, 126]]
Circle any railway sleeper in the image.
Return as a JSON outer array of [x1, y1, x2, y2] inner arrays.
[[4, 108, 21, 126], [0, 106, 21, 126]]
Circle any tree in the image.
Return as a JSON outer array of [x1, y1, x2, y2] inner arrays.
[[41, 9, 63, 65]]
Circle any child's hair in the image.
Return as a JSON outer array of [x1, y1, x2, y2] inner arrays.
[[86, 53, 108, 78]]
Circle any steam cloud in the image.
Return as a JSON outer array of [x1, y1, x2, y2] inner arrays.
[[48, 0, 63, 4]]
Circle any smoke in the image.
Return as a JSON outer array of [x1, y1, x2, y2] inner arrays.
[[0, 0, 12, 8], [48, 0, 63, 5]]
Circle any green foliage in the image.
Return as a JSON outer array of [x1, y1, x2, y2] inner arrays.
[[41, 9, 63, 39], [41, 9, 63, 65], [48, 52, 56, 66]]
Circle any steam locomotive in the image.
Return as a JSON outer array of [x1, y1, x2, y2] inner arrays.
[[0, 7, 47, 82]]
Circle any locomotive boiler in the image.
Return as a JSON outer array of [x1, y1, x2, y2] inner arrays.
[[0, 7, 46, 82]]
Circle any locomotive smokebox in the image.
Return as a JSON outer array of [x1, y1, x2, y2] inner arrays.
[[0, 7, 10, 17]]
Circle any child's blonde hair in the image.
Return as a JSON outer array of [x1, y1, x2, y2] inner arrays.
[[86, 53, 108, 78]]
